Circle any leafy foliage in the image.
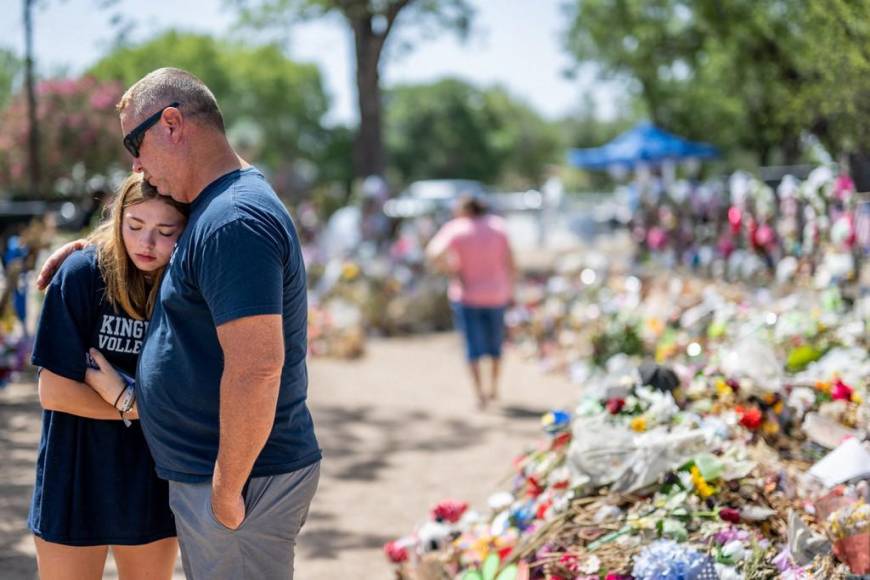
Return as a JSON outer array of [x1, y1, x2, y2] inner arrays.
[[385, 78, 561, 187], [88, 31, 331, 195], [227, 0, 474, 177], [565, 0, 870, 165], [0, 49, 21, 112]]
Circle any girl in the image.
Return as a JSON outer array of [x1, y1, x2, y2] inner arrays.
[[29, 173, 187, 579]]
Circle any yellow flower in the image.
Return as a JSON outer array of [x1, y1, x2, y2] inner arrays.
[[690, 466, 714, 498], [762, 420, 780, 435], [629, 517, 653, 530], [655, 344, 677, 363], [816, 381, 831, 394], [773, 401, 784, 414], [470, 536, 493, 561], [714, 379, 733, 398], [646, 317, 665, 337], [630, 416, 648, 432], [853, 392, 864, 404], [341, 262, 360, 281]]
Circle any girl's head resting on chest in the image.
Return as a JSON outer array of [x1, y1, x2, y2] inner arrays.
[[89, 173, 189, 320]]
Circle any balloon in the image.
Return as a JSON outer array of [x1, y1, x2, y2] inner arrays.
[[728, 206, 742, 233]]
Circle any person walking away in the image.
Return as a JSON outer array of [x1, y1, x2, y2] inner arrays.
[[426, 195, 515, 409]]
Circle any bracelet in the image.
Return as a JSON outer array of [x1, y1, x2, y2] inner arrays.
[[118, 387, 135, 427], [113, 387, 126, 410], [115, 386, 136, 413]]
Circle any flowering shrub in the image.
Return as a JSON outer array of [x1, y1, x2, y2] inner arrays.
[[0, 75, 125, 196]]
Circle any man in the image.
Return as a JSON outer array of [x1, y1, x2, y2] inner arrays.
[[40, 67, 320, 579]]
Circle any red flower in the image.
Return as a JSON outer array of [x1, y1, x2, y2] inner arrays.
[[736, 406, 762, 430], [384, 540, 409, 563], [831, 379, 854, 401], [606, 398, 626, 414], [551, 431, 572, 450], [498, 546, 513, 561], [719, 507, 741, 523], [536, 499, 552, 519], [431, 499, 468, 523], [527, 476, 545, 498]]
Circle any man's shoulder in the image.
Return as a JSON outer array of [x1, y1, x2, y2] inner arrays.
[[203, 170, 287, 225], [482, 215, 508, 235], [188, 190, 296, 260]]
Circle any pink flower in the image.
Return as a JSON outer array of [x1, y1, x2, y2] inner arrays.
[[558, 553, 581, 573], [728, 206, 742, 232], [383, 540, 409, 563], [647, 227, 668, 250], [831, 379, 854, 401]]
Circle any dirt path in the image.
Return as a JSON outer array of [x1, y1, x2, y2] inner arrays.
[[0, 333, 579, 578]]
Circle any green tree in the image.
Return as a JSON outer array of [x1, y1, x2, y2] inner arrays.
[[228, 0, 474, 179], [558, 93, 642, 191], [88, 31, 332, 197], [788, 0, 870, 186], [564, 0, 829, 166], [385, 78, 561, 187], [0, 48, 20, 112]]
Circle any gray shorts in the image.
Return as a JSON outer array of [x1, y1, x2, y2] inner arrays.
[[168, 461, 320, 580]]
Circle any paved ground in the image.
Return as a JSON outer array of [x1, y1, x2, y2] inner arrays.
[[0, 333, 580, 579]]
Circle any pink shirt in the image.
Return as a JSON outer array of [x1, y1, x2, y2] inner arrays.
[[427, 215, 513, 307]]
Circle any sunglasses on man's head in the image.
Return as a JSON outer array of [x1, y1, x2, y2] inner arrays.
[[122, 102, 180, 158]]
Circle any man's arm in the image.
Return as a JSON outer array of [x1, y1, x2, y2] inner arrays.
[[425, 228, 454, 274], [36, 239, 88, 291], [211, 314, 284, 529]]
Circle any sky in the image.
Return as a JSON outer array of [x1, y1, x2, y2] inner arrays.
[[1, 0, 622, 125]]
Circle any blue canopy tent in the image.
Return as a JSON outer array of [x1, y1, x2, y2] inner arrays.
[[568, 122, 718, 170]]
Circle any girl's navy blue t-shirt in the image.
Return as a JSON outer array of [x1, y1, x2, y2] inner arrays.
[[28, 248, 175, 546]]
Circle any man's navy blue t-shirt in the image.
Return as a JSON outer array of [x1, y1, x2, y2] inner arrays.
[[137, 167, 320, 482], [29, 248, 175, 545]]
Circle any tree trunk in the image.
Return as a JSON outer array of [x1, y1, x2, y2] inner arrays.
[[782, 134, 802, 166], [639, 75, 661, 125], [352, 18, 386, 179], [848, 151, 870, 192], [23, 0, 41, 197]]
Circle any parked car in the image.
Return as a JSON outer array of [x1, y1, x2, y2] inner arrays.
[[384, 179, 488, 219]]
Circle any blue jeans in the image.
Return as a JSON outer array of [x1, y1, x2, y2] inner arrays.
[[451, 302, 507, 361]]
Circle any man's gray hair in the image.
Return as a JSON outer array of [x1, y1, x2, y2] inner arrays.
[[118, 67, 225, 133]]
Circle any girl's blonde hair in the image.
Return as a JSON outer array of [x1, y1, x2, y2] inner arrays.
[[87, 173, 188, 320]]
